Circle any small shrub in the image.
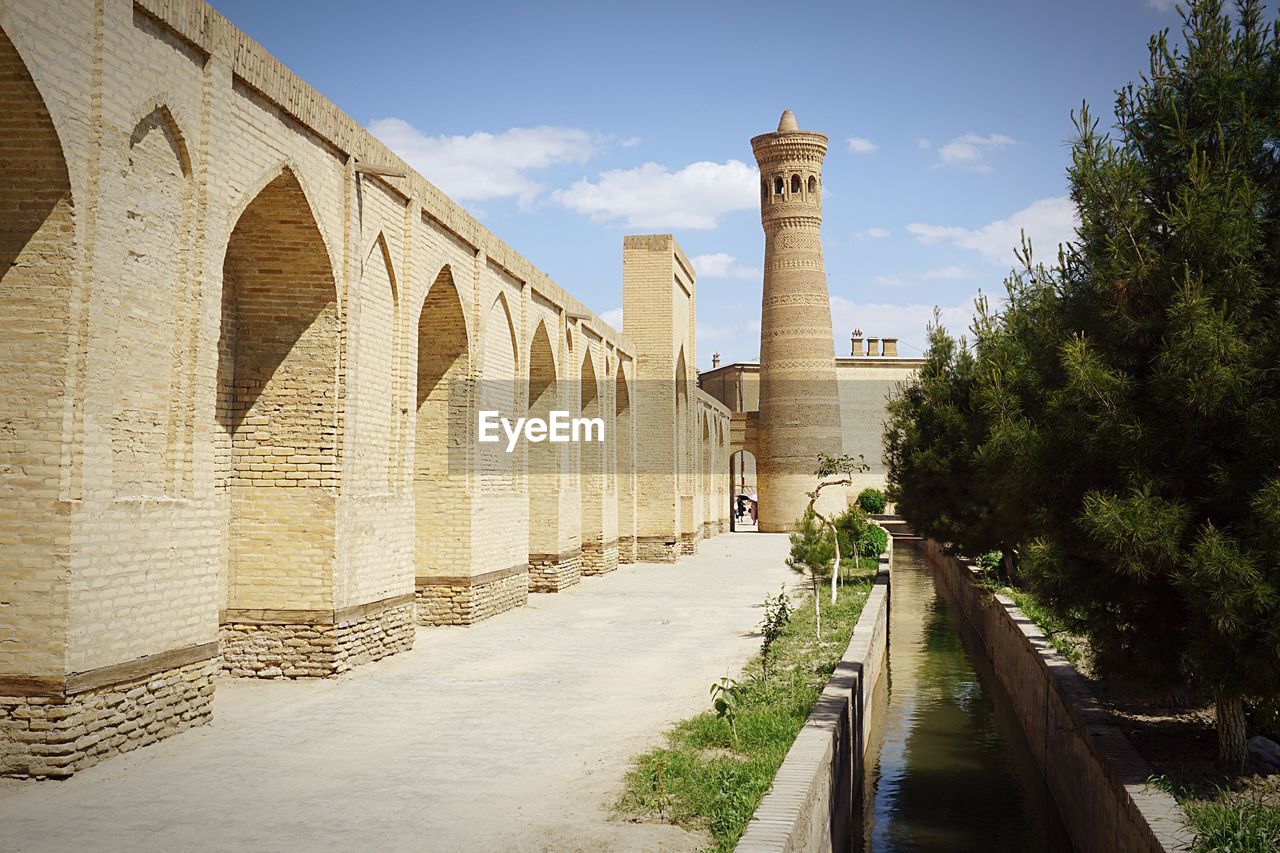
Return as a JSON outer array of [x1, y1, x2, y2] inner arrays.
[[856, 488, 887, 514], [710, 676, 741, 741], [758, 587, 792, 678], [860, 524, 889, 559]]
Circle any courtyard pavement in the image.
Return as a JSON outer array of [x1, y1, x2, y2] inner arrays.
[[0, 533, 794, 852]]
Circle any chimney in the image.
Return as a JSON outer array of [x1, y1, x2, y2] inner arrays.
[[712, 352, 721, 369], [866, 336, 879, 357], [851, 329, 863, 357], [883, 338, 898, 357]]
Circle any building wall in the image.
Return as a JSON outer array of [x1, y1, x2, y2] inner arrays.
[[0, 0, 726, 778], [702, 356, 922, 501]]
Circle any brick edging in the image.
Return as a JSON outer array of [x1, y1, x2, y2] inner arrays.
[[736, 552, 891, 852], [924, 540, 1194, 853]]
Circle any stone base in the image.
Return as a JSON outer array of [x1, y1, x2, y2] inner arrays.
[[636, 536, 679, 563], [1, 648, 216, 779], [416, 566, 529, 625], [529, 549, 582, 592], [220, 595, 415, 679], [581, 539, 619, 576], [703, 521, 716, 539], [680, 531, 699, 555], [617, 535, 637, 564]]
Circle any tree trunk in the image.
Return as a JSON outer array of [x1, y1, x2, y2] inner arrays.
[[1216, 693, 1247, 771], [811, 572, 821, 640], [829, 521, 841, 605]]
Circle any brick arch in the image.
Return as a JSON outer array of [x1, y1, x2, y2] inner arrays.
[[478, 291, 518, 490], [111, 102, 195, 497], [216, 166, 340, 617], [579, 350, 606, 573], [223, 161, 337, 282], [527, 320, 563, 585], [0, 22, 78, 684], [615, 361, 635, 563], [352, 231, 398, 494], [702, 413, 712, 538], [413, 265, 471, 590]]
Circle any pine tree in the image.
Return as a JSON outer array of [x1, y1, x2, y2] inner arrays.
[[975, 0, 1280, 769]]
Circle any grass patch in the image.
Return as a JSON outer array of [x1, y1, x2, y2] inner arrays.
[[615, 560, 877, 851], [1151, 776, 1280, 852]]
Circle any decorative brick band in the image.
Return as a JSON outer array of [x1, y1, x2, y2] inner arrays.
[[220, 595, 415, 679], [580, 539, 619, 576], [1, 656, 216, 779], [416, 564, 531, 625], [528, 549, 583, 592], [636, 536, 679, 563], [0, 640, 219, 699]]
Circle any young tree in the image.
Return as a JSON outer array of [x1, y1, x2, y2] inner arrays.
[[975, 0, 1280, 769], [787, 509, 834, 640], [884, 315, 1021, 579]]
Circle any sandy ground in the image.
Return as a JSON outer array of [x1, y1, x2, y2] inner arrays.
[[0, 533, 794, 853]]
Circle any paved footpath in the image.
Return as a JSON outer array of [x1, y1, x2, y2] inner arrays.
[[1, 533, 794, 853]]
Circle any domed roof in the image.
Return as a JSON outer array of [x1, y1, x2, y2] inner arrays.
[[777, 109, 798, 132]]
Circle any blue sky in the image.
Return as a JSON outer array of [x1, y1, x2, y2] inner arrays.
[[210, 0, 1194, 367]]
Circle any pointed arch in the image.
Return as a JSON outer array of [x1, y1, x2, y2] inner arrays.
[[216, 166, 340, 615], [702, 413, 712, 538], [225, 161, 337, 282], [351, 230, 399, 494], [615, 361, 635, 563], [414, 265, 471, 588], [111, 101, 195, 496], [579, 349, 608, 573], [479, 291, 519, 490], [527, 319, 566, 588], [0, 22, 78, 682], [675, 347, 695, 552]]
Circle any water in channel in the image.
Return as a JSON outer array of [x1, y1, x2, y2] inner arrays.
[[861, 540, 1074, 852]]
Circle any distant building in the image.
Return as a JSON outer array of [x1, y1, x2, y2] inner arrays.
[[700, 331, 924, 510]]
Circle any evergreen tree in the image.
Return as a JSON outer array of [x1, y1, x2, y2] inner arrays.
[[884, 315, 1020, 578], [976, 0, 1280, 769]]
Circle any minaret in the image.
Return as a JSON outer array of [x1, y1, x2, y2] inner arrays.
[[752, 109, 845, 531]]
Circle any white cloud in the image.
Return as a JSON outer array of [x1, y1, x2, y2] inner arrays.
[[917, 138, 932, 150], [934, 132, 1017, 173], [921, 265, 973, 280], [855, 227, 890, 240], [599, 307, 623, 330], [847, 136, 878, 154], [692, 252, 760, 280], [829, 294, 981, 354], [907, 196, 1077, 267], [553, 160, 757, 229], [865, 265, 975, 291], [367, 119, 598, 206]]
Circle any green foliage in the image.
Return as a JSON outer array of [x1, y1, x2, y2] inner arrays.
[[856, 488, 887, 514], [786, 509, 834, 580], [616, 580, 874, 852], [860, 524, 889, 560], [884, 0, 1280, 767], [758, 587, 792, 678], [710, 676, 741, 741], [1183, 791, 1280, 852]]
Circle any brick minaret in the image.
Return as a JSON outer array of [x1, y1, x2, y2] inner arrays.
[[752, 110, 845, 531]]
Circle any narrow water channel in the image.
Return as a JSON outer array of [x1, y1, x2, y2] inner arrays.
[[861, 540, 1073, 852]]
